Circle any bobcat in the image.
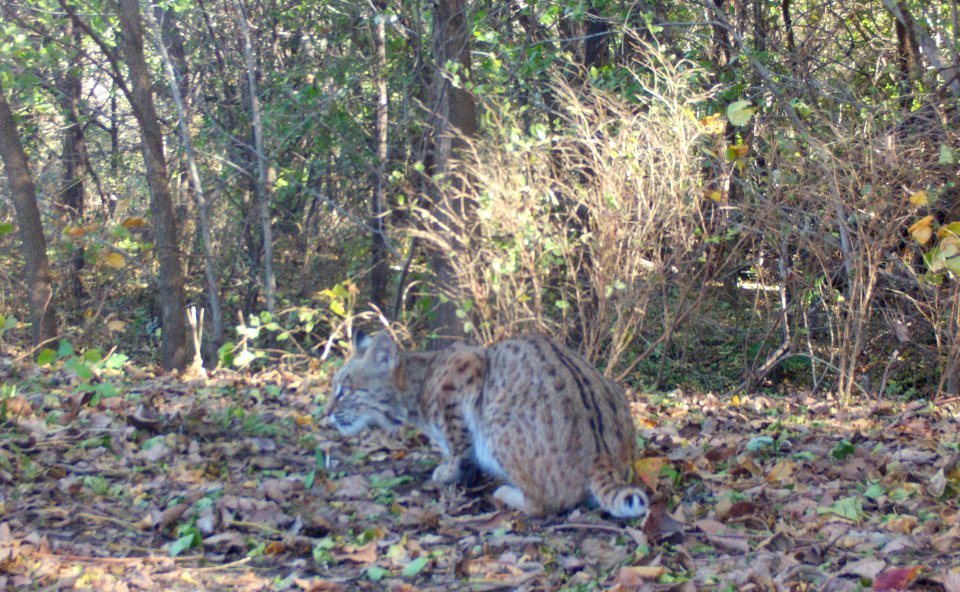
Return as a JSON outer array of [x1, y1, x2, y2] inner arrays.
[[327, 331, 647, 519]]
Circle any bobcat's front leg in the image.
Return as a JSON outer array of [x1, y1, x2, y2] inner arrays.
[[424, 346, 486, 485], [431, 410, 473, 484]]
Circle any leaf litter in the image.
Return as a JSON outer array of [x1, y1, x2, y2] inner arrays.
[[1, 354, 959, 590]]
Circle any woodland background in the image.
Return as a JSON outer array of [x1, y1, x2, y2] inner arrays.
[[1, 0, 959, 398], [2, 1, 960, 590]]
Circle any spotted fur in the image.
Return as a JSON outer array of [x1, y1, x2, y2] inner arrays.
[[327, 332, 647, 519]]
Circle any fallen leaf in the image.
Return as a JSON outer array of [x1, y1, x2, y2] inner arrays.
[[766, 459, 795, 484], [335, 542, 377, 565], [841, 557, 886, 579], [633, 457, 665, 491], [873, 566, 922, 591], [909, 190, 928, 206], [613, 565, 667, 587]]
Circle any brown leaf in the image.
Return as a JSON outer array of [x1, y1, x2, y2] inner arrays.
[[612, 565, 667, 588], [294, 579, 344, 592], [765, 459, 795, 484], [332, 475, 370, 499], [334, 541, 377, 565], [841, 558, 886, 579], [873, 566, 922, 591], [398, 507, 440, 529], [263, 478, 304, 503], [633, 457, 665, 491]]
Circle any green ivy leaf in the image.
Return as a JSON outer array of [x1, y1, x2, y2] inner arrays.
[[402, 556, 429, 578]]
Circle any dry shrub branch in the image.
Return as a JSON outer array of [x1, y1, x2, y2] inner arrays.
[[416, 48, 717, 377], [748, 104, 960, 397]]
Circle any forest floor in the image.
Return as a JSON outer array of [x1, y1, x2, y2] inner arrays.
[[1, 352, 960, 591]]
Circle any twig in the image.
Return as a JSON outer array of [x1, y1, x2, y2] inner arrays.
[[547, 522, 627, 534]]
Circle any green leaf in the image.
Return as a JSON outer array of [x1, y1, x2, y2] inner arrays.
[[57, 339, 75, 358], [367, 565, 390, 581], [941, 222, 960, 238], [65, 358, 93, 380], [727, 100, 756, 126], [104, 353, 128, 370], [94, 382, 119, 398], [746, 436, 775, 453], [864, 483, 884, 500], [402, 556, 429, 578], [37, 348, 57, 366], [169, 532, 199, 557], [0, 222, 14, 235], [218, 342, 236, 367], [142, 436, 166, 450], [82, 348, 103, 363], [830, 439, 855, 460], [940, 144, 955, 165], [817, 495, 864, 522]]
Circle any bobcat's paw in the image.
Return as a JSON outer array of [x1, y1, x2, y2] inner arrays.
[[432, 460, 460, 484]]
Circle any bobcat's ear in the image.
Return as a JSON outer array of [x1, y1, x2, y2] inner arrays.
[[353, 329, 372, 355], [367, 332, 399, 371]]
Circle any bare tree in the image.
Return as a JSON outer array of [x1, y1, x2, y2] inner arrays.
[[370, 0, 390, 310], [0, 81, 58, 345], [235, 0, 277, 314], [145, 4, 224, 350], [882, 0, 960, 97], [117, 0, 191, 370], [56, 16, 87, 304]]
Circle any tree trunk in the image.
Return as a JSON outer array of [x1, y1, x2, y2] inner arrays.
[[236, 0, 277, 314], [882, 0, 960, 97], [0, 82, 58, 345], [370, 0, 390, 310], [57, 17, 86, 305], [117, 0, 191, 370], [145, 5, 224, 352], [427, 0, 477, 346]]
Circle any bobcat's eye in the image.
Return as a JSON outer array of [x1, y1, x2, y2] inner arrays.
[[334, 383, 355, 400]]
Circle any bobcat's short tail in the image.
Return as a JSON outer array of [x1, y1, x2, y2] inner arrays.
[[589, 456, 649, 519]]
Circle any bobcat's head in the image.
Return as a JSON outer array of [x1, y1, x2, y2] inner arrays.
[[327, 331, 407, 435]]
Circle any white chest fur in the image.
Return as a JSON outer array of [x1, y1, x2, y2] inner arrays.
[[463, 405, 507, 479]]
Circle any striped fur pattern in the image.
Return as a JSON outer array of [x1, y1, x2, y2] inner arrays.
[[327, 332, 647, 519]]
